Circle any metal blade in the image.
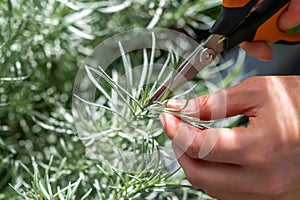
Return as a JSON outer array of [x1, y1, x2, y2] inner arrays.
[[143, 34, 225, 108]]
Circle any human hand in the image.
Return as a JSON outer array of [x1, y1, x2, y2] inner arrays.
[[160, 76, 300, 200], [240, 0, 300, 60]]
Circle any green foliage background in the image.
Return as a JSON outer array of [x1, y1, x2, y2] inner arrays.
[[0, 0, 230, 199]]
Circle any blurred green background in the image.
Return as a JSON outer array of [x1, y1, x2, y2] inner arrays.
[[0, 0, 223, 199], [2, 0, 298, 199]]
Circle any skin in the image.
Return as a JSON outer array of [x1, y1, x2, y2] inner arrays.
[[240, 0, 300, 60], [160, 2, 300, 200]]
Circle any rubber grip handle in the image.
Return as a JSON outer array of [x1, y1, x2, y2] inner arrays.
[[210, 0, 258, 35], [216, 0, 300, 50], [254, 3, 300, 43], [223, 0, 251, 8]]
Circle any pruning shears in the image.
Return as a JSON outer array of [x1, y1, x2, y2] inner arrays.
[[144, 0, 300, 108]]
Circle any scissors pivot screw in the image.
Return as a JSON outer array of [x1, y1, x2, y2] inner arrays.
[[200, 48, 215, 65]]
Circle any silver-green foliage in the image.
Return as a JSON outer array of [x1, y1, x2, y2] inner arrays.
[[0, 0, 249, 199]]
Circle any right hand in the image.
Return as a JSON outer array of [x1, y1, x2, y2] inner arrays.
[[160, 76, 300, 200], [240, 0, 300, 60]]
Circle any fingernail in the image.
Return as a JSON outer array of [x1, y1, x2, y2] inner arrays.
[[258, 58, 271, 62], [167, 99, 186, 109]]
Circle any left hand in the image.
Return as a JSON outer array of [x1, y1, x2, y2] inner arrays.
[[240, 0, 300, 60], [160, 76, 300, 200]]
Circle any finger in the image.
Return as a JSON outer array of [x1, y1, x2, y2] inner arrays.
[[167, 77, 263, 120], [173, 144, 276, 199], [204, 191, 267, 200], [161, 112, 254, 165], [278, 0, 300, 30], [172, 144, 261, 195], [240, 41, 273, 61]]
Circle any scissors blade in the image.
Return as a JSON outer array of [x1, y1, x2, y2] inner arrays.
[[143, 34, 224, 108]]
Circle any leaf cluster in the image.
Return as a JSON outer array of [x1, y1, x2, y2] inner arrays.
[[0, 0, 248, 199]]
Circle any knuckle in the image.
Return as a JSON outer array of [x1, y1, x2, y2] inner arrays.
[[198, 94, 210, 108], [196, 94, 211, 118], [243, 147, 274, 167], [186, 140, 200, 159], [241, 135, 277, 167]]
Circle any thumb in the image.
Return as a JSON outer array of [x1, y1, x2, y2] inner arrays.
[[167, 78, 263, 120], [278, 0, 300, 31]]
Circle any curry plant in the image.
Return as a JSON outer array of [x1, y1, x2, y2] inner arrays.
[[71, 30, 247, 199], [0, 0, 249, 199]]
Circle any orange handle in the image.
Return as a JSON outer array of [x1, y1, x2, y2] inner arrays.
[[223, 0, 251, 8], [254, 3, 300, 43], [212, 0, 300, 50]]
